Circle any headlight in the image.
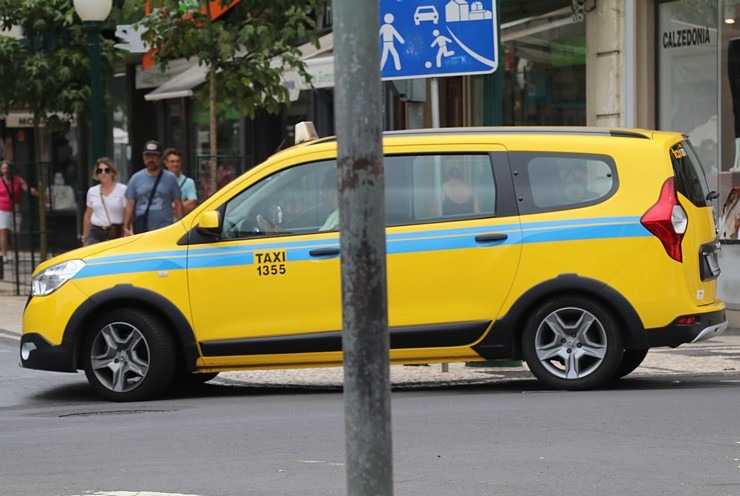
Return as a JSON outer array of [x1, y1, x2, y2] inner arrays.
[[31, 259, 85, 296]]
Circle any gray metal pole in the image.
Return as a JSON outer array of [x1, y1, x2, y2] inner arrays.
[[430, 77, 440, 128], [83, 21, 105, 162], [429, 77, 447, 372], [333, 0, 393, 495]]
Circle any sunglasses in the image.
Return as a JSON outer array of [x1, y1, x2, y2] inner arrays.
[[96, 168, 112, 174]]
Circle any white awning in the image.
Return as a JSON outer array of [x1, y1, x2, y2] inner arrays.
[[143, 33, 334, 102], [144, 63, 208, 101], [281, 55, 335, 101]]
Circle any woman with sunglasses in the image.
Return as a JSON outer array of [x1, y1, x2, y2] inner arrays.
[[81, 158, 127, 246]]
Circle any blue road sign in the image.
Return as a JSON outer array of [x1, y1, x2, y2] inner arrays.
[[380, 0, 498, 80]]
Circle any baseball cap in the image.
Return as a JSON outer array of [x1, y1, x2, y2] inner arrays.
[[143, 140, 162, 155]]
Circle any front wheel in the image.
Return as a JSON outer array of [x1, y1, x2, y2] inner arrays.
[[522, 296, 623, 390], [82, 309, 176, 402]]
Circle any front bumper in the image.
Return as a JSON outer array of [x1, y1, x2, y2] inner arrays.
[[647, 308, 728, 348], [19, 333, 77, 373]]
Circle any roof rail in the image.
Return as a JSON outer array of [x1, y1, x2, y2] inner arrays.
[[381, 127, 650, 139], [304, 127, 652, 146]]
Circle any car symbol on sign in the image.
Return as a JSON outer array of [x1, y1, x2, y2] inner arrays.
[[414, 6, 439, 25]]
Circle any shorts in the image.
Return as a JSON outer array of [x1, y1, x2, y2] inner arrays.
[[0, 209, 20, 232]]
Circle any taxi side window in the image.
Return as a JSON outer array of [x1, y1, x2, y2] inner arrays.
[[221, 160, 337, 239], [512, 152, 617, 212], [385, 154, 495, 225], [219, 154, 496, 239]]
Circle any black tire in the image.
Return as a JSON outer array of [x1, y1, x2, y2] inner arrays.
[[612, 349, 649, 380], [522, 296, 624, 390], [173, 371, 219, 386], [82, 309, 176, 402]]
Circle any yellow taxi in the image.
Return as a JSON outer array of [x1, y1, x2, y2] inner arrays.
[[20, 125, 727, 401]]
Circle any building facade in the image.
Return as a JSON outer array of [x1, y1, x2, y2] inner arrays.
[[2, 0, 739, 309]]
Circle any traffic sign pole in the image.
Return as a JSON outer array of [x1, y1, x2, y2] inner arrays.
[[430, 78, 440, 128]]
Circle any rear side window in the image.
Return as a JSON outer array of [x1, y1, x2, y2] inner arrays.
[[510, 152, 617, 213], [671, 142, 710, 207]]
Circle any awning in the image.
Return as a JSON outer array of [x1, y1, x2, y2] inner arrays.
[[144, 63, 208, 101], [281, 55, 334, 101], [143, 32, 334, 102]]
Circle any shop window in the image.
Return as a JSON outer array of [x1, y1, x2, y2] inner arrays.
[[501, 8, 586, 126]]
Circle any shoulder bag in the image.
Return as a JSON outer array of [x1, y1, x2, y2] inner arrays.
[[100, 187, 123, 239]]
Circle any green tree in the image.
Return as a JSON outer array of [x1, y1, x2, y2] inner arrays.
[[0, 0, 117, 261], [140, 0, 326, 194]]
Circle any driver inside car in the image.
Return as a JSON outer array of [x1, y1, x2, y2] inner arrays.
[[318, 171, 339, 231], [256, 202, 285, 234], [253, 168, 338, 235]]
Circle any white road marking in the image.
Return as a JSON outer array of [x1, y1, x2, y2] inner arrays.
[[74, 492, 204, 496], [299, 459, 344, 467]]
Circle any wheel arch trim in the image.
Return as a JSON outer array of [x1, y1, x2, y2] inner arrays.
[[64, 284, 199, 371], [472, 274, 648, 359]]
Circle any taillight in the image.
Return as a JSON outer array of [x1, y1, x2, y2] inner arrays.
[[674, 316, 697, 325], [640, 177, 687, 262]]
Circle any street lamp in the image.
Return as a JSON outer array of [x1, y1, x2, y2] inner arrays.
[[73, 0, 113, 163]]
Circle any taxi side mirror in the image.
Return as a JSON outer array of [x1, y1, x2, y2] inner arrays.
[[196, 211, 221, 237]]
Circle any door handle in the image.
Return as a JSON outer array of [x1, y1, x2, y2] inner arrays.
[[474, 233, 508, 243], [309, 248, 340, 257]]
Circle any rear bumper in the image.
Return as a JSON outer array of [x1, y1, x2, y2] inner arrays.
[[646, 308, 727, 348]]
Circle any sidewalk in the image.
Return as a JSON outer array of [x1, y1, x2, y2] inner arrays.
[[2, 294, 738, 386]]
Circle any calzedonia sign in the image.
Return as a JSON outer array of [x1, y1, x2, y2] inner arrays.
[[662, 26, 712, 49]]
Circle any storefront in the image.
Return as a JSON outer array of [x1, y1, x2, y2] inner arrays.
[[655, 0, 740, 308]]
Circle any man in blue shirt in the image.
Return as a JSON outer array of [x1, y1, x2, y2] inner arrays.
[[123, 140, 183, 235], [163, 147, 197, 218]]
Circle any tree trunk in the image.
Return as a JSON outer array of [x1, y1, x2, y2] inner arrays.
[[209, 64, 218, 196]]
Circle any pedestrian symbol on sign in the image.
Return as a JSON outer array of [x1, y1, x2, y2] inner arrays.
[[380, 13, 405, 71]]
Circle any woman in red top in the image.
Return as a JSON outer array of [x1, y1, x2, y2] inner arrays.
[[0, 160, 36, 263]]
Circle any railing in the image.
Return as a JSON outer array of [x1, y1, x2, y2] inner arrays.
[[1, 161, 81, 295], [194, 154, 250, 202]]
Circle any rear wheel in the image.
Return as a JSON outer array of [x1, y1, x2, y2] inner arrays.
[[82, 309, 176, 402], [522, 296, 623, 390]]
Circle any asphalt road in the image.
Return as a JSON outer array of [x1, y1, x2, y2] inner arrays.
[[1, 335, 739, 496]]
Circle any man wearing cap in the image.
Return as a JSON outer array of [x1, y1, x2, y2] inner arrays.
[[123, 140, 183, 235]]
